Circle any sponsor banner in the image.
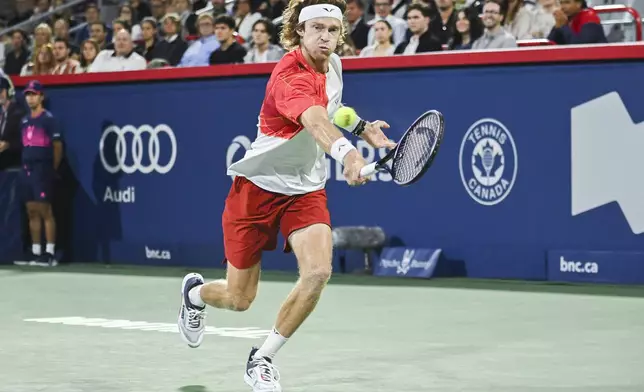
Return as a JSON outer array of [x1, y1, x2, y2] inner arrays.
[[0, 170, 23, 264], [37, 60, 644, 278], [547, 250, 644, 285], [374, 248, 441, 278]]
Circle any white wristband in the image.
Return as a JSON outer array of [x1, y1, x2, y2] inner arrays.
[[330, 137, 356, 164]]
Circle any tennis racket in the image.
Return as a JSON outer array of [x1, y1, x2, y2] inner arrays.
[[359, 110, 445, 186]]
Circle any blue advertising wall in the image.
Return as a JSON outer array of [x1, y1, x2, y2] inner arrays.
[[40, 59, 644, 282]]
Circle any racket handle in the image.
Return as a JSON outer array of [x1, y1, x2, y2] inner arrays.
[[359, 162, 378, 178]]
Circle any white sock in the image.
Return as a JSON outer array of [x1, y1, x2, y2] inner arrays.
[[188, 285, 206, 308], [255, 327, 288, 359], [46, 243, 55, 255], [32, 244, 41, 256]]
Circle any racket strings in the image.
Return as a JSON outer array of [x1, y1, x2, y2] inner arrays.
[[392, 114, 440, 184]]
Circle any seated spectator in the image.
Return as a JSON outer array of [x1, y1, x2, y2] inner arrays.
[[174, 0, 198, 36], [360, 20, 396, 57], [256, 0, 286, 20], [79, 39, 99, 72], [548, 0, 606, 44], [472, 0, 518, 49], [89, 30, 147, 72], [179, 14, 220, 66], [3, 30, 29, 76], [21, 44, 56, 76], [107, 20, 132, 50], [395, 3, 442, 54], [368, 0, 408, 47], [234, 0, 263, 42], [155, 13, 189, 66], [75, 4, 106, 45], [33, 23, 53, 55], [449, 6, 484, 49], [209, 15, 247, 65], [130, 0, 153, 23], [504, 0, 533, 39], [53, 18, 80, 59], [118, 3, 144, 40], [136, 17, 162, 62], [150, 0, 168, 26], [532, 0, 557, 38], [89, 22, 110, 51], [346, 0, 369, 51], [51, 38, 81, 74], [432, 0, 458, 46], [244, 19, 284, 63]]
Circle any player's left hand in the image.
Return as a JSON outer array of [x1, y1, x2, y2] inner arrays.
[[361, 121, 397, 150]]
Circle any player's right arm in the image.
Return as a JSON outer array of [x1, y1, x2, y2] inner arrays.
[[300, 106, 367, 186], [273, 74, 367, 186]]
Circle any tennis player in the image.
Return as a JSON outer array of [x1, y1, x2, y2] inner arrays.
[[177, 0, 395, 390]]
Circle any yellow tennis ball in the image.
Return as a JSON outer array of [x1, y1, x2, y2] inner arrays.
[[333, 107, 358, 128]]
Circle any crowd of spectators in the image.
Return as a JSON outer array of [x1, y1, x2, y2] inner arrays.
[[0, 0, 610, 76]]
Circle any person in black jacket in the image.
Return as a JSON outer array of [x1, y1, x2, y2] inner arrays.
[[0, 73, 25, 171], [395, 2, 442, 54], [156, 13, 189, 66], [346, 0, 370, 50]]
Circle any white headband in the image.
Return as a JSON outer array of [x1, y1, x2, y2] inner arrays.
[[298, 4, 343, 23]]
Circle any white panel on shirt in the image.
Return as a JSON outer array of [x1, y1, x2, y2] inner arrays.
[[227, 54, 344, 196]]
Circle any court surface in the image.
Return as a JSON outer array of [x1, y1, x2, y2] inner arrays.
[[1, 264, 644, 392]]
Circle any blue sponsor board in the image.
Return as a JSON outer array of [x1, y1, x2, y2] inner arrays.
[[374, 247, 441, 278], [25, 59, 644, 280], [547, 250, 644, 285]]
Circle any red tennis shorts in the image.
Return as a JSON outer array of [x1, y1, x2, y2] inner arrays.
[[222, 176, 331, 270]]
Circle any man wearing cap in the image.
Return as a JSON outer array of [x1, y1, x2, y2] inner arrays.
[[19, 80, 63, 267], [176, 0, 395, 390], [0, 71, 25, 170], [156, 12, 189, 66]]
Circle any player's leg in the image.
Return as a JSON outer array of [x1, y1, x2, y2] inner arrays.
[[177, 177, 278, 348], [196, 262, 261, 310], [25, 202, 42, 262], [244, 190, 331, 392], [33, 167, 57, 265]]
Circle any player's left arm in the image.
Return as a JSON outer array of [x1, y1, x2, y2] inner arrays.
[[49, 116, 63, 170]]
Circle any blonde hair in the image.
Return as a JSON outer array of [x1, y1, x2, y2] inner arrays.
[[279, 0, 348, 52]]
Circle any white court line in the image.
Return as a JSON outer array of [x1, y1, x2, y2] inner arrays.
[[24, 316, 271, 339]]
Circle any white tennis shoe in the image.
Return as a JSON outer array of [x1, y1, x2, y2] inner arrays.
[[177, 273, 206, 348], [244, 347, 282, 392]]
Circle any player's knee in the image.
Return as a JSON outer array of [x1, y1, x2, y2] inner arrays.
[[229, 294, 254, 312], [301, 267, 332, 292]]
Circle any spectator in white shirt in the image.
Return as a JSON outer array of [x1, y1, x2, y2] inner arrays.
[[360, 20, 396, 57], [89, 30, 147, 72], [243, 19, 284, 63], [233, 0, 263, 42], [504, 0, 534, 39], [368, 0, 408, 47], [531, 0, 557, 38]]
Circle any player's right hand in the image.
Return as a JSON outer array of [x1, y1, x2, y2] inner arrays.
[[342, 150, 369, 187]]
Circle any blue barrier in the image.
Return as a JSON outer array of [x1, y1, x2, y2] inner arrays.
[[11, 45, 644, 282]]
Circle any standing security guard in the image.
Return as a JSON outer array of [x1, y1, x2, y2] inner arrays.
[[20, 80, 63, 267], [0, 71, 25, 171]]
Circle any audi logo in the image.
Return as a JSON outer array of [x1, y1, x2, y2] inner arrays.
[[99, 124, 177, 174]]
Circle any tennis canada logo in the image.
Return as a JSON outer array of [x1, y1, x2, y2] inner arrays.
[[459, 118, 518, 206]]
